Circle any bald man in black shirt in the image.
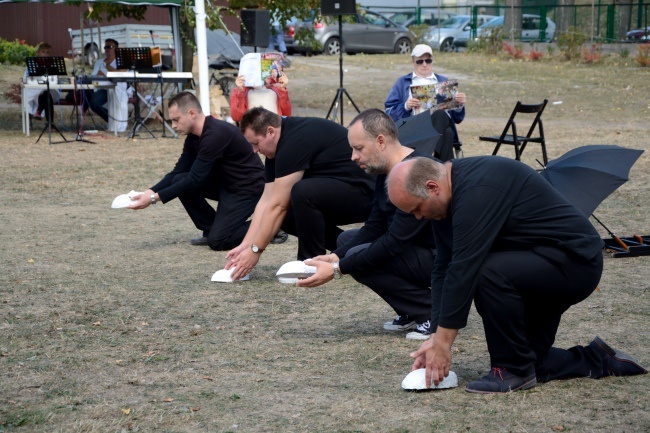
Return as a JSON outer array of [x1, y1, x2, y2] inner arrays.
[[387, 156, 647, 393]]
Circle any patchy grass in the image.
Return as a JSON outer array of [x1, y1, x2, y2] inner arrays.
[[0, 51, 648, 432]]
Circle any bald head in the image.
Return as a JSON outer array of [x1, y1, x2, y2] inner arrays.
[[387, 157, 450, 220]]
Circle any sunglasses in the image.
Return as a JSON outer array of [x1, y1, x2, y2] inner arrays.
[[415, 58, 433, 65], [104, 45, 116, 49]]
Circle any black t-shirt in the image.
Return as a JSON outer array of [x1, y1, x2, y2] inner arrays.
[[430, 156, 604, 331], [334, 150, 435, 274], [264, 117, 375, 192], [152, 116, 265, 203]]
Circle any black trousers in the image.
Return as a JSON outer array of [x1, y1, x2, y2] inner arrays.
[[280, 178, 373, 260], [338, 229, 433, 323], [172, 173, 261, 251], [473, 246, 604, 380], [37, 91, 55, 122]]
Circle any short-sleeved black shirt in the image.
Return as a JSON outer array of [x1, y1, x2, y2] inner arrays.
[[152, 116, 265, 203], [264, 117, 375, 192]]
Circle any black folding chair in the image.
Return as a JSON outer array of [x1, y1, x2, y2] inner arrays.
[[480, 99, 548, 165]]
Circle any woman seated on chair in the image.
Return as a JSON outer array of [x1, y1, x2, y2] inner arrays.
[[229, 65, 292, 123]]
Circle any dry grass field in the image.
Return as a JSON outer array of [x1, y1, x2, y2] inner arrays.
[[1, 50, 649, 432]]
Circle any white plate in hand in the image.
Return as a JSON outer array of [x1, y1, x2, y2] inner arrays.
[[211, 268, 250, 282], [111, 190, 142, 208], [402, 368, 458, 391], [276, 260, 317, 281]]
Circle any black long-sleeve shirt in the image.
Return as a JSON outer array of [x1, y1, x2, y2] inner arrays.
[[152, 116, 264, 203], [431, 156, 604, 331], [334, 151, 435, 274]]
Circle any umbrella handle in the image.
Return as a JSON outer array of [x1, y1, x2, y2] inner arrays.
[[633, 235, 644, 245], [613, 235, 630, 251]]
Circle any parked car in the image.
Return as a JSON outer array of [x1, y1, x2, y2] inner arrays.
[[476, 15, 556, 42], [424, 15, 496, 51], [626, 26, 650, 43], [289, 9, 415, 55], [384, 10, 457, 28]]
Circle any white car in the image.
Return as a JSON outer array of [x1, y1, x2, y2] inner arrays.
[[476, 14, 556, 42], [424, 15, 496, 51]]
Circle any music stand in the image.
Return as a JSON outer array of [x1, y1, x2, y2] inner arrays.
[[325, 15, 360, 125], [26, 56, 70, 145], [115, 47, 156, 139], [69, 70, 95, 144]]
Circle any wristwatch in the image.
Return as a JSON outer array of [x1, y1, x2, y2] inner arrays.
[[150, 194, 157, 205], [332, 262, 341, 280], [251, 244, 264, 253]]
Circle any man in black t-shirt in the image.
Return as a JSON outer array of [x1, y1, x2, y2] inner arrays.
[[387, 156, 647, 393], [226, 107, 375, 281], [297, 109, 435, 340], [129, 92, 265, 250]]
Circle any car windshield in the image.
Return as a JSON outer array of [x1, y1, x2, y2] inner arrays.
[[387, 13, 412, 25], [438, 16, 468, 29]]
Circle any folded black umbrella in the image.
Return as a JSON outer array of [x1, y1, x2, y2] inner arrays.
[[397, 110, 455, 161], [540, 144, 644, 217]]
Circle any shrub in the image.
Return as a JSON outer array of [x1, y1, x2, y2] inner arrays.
[[547, 44, 555, 57], [0, 38, 36, 65], [503, 42, 525, 59], [581, 43, 602, 64], [528, 48, 544, 61], [468, 26, 505, 55], [619, 47, 630, 58], [636, 43, 650, 67], [557, 27, 588, 60], [408, 23, 431, 45]]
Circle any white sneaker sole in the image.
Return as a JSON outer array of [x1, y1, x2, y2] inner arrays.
[[383, 322, 416, 331], [406, 331, 430, 340]]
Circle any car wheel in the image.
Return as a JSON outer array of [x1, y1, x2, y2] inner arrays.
[[440, 38, 454, 52], [394, 38, 412, 54], [324, 37, 341, 56]]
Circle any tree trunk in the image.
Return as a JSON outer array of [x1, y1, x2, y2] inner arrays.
[[555, 0, 576, 34]]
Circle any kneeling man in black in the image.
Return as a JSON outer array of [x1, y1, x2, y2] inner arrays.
[[387, 156, 647, 393], [227, 107, 375, 281], [129, 92, 265, 251]]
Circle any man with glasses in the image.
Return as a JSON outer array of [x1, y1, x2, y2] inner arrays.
[[89, 38, 128, 130], [385, 44, 466, 144]]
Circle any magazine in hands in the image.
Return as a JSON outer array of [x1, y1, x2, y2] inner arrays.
[[238, 52, 285, 88], [410, 80, 462, 113]]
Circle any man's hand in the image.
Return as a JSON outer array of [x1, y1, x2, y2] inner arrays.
[[454, 92, 466, 105], [410, 333, 452, 388], [128, 189, 155, 210], [277, 75, 289, 88], [296, 255, 339, 288], [406, 97, 420, 111], [235, 75, 246, 90], [228, 247, 260, 281]]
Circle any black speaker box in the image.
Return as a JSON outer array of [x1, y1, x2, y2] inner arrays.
[[321, 0, 356, 16], [241, 9, 270, 47]]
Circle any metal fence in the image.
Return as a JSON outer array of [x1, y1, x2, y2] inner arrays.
[[364, 2, 649, 43]]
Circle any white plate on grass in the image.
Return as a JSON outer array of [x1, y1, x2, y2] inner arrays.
[[211, 268, 250, 283], [402, 369, 458, 391]]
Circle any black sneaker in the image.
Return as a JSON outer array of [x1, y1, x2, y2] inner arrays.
[[270, 230, 289, 244], [465, 367, 537, 394], [383, 315, 416, 331], [406, 320, 431, 340]]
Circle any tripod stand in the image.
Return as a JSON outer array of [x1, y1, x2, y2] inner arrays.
[[27, 56, 70, 145], [115, 47, 156, 139], [69, 69, 95, 144], [325, 15, 360, 125]]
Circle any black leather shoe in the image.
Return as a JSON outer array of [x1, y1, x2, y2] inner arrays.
[[270, 230, 288, 244], [465, 367, 537, 394], [590, 336, 648, 377], [190, 236, 209, 246]]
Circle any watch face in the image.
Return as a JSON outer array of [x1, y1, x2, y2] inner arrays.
[[252, 245, 259, 253]]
